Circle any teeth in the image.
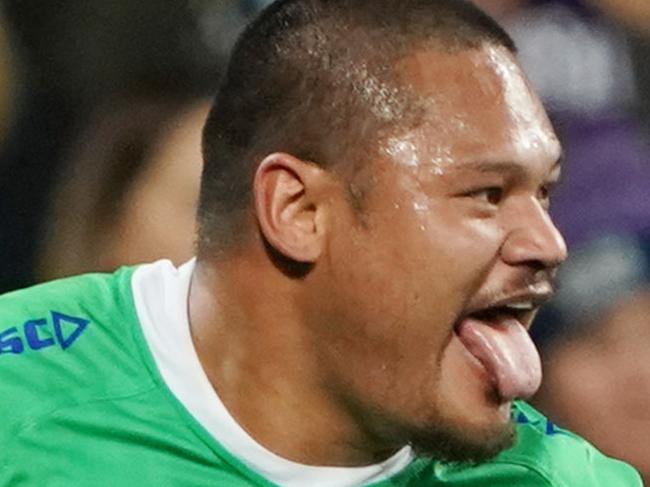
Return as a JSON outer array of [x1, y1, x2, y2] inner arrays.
[[504, 302, 534, 311]]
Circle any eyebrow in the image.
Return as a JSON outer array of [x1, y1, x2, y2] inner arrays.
[[454, 154, 564, 177]]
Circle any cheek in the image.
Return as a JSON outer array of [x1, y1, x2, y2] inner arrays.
[[329, 202, 505, 342], [416, 208, 505, 297], [320, 200, 505, 384], [321, 223, 445, 384]]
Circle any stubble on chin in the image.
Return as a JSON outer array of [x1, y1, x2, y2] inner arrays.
[[406, 417, 516, 465]]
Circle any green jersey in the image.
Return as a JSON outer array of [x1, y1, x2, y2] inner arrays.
[[0, 260, 642, 486]]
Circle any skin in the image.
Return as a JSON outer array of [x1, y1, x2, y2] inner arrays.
[[537, 290, 650, 483], [190, 43, 566, 467]]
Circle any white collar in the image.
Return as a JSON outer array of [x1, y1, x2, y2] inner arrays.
[[132, 259, 414, 487]]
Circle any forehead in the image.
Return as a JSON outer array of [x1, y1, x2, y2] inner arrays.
[[387, 44, 560, 170]]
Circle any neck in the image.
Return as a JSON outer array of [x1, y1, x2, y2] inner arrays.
[[188, 255, 397, 467]]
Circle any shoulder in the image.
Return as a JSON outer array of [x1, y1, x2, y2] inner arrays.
[[0, 266, 156, 437], [0, 267, 137, 356], [0, 265, 135, 311], [494, 402, 643, 486]]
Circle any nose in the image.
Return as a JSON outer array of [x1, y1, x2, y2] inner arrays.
[[500, 199, 568, 269]]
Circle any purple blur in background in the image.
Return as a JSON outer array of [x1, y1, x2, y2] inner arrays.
[[550, 115, 650, 249]]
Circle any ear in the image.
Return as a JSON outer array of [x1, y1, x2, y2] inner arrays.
[[253, 153, 328, 263]]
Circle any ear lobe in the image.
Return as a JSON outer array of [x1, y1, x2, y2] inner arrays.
[[254, 153, 325, 263]]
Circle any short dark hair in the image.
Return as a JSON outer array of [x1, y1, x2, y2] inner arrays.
[[198, 0, 515, 253]]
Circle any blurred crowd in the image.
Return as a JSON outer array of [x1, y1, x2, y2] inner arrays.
[[0, 0, 648, 483]]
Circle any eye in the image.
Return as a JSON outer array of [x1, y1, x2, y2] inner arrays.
[[469, 187, 504, 206], [537, 183, 552, 210]]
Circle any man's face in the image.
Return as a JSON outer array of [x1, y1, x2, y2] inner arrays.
[[309, 44, 566, 462]]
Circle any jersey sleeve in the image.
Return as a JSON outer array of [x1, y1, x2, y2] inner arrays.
[[0, 267, 147, 452]]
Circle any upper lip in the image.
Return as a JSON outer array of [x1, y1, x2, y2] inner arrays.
[[476, 291, 553, 312]]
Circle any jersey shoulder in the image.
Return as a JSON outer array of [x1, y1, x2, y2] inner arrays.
[[0, 267, 137, 359], [497, 401, 642, 486], [0, 267, 156, 438]]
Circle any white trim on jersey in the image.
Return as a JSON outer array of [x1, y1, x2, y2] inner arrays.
[[133, 259, 414, 487]]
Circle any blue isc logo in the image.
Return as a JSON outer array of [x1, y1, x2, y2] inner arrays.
[[0, 312, 89, 355]]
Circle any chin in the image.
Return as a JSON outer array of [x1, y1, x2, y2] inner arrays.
[[405, 413, 516, 465]]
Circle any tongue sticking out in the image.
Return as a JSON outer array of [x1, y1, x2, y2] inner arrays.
[[456, 317, 542, 401]]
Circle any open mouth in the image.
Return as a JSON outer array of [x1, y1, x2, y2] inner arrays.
[[465, 302, 535, 328], [453, 299, 543, 402]]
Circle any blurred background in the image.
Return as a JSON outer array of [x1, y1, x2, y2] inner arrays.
[[0, 0, 274, 291], [0, 0, 648, 483]]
